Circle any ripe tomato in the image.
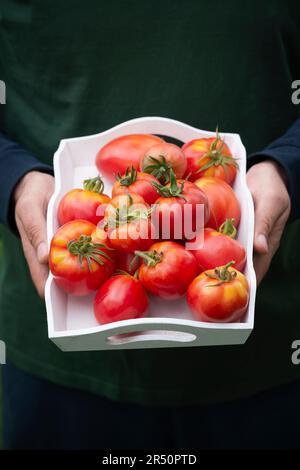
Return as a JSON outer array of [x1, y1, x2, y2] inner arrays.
[[94, 274, 149, 325], [187, 261, 249, 322], [96, 134, 163, 182], [194, 176, 240, 230], [187, 219, 246, 272], [112, 167, 160, 205], [57, 176, 110, 226], [115, 251, 142, 276], [182, 131, 238, 184], [106, 201, 156, 253], [49, 220, 115, 296], [140, 142, 187, 183], [152, 170, 210, 240], [136, 241, 198, 299]]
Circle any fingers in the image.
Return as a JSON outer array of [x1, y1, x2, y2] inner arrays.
[[253, 209, 290, 285], [14, 172, 54, 297], [247, 160, 291, 285], [16, 221, 49, 297], [252, 196, 281, 254], [16, 198, 49, 264]]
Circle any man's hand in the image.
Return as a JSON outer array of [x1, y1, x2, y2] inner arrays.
[[14, 171, 54, 297], [247, 160, 291, 285]]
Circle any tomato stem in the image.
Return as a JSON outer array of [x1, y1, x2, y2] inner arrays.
[[105, 204, 151, 229], [83, 175, 105, 194], [205, 260, 237, 287], [142, 155, 172, 183], [218, 218, 237, 239], [67, 235, 113, 270], [134, 250, 162, 267], [151, 169, 187, 201], [116, 166, 138, 186], [195, 127, 239, 175]]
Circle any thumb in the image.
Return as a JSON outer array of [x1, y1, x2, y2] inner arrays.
[[253, 198, 278, 255]]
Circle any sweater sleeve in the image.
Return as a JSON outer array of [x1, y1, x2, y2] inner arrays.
[[247, 118, 300, 221], [0, 131, 53, 233]]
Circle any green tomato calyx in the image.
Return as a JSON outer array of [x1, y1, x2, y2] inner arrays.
[[205, 260, 237, 287], [83, 175, 105, 194], [68, 234, 113, 270], [218, 218, 237, 239]]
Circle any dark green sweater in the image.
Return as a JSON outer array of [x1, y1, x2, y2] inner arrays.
[[0, 0, 300, 405]]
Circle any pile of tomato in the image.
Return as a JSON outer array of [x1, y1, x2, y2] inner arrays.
[[49, 131, 250, 325]]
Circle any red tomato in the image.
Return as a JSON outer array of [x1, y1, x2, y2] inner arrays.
[[57, 176, 110, 226], [187, 262, 249, 322], [182, 131, 238, 184], [152, 170, 210, 240], [49, 220, 116, 296], [106, 200, 156, 253], [115, 251, 142, 276], [140, 142, 187, 183], [112, 167, 159, 205], [96, 134, 163, 182], [187, 219, 246, 272], [94, 274, 149, 325], [136, 241, 198, 299], [194, 176, 240, 229]]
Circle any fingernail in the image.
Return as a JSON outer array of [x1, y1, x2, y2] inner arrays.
[[257, 234, 268, 253], [37, 242, 48, 263]]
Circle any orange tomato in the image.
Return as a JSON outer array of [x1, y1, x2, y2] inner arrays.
[[187, 262, 249, 322], [57, 176, 110, 226], [183, 131, 238, 184], [49, 220, 115, 296]]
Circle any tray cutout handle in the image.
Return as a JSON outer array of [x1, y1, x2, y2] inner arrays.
[[106, 329, 197, 346]]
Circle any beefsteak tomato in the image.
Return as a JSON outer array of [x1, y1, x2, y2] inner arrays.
[[187, 261, 249, 322], [57, 176, 110, 226], [136, 241, 198, 299], [182, 130, 238, 184], [49, 220, 115, 296]]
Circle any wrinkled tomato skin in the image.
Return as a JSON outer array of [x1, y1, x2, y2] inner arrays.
[[49, 220, 116, 296], [96, 134, 163, 182], [57, 189, 110, 226], [116, 251, 142, 275], [153, 180, 210, 240], [138, 241, 199, 299], [94, 274, 149, 325], [108, 218, 156, 253], [188, 228, 246, 272], [194, 177, 240, 230], [140, 142, 187, 180], [182, 137, 237, 184], [187, 266, 249, 322], [112, 172, 159, 205]]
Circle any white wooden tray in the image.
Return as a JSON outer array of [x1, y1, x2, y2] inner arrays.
[[45, 117, 256, 351]]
